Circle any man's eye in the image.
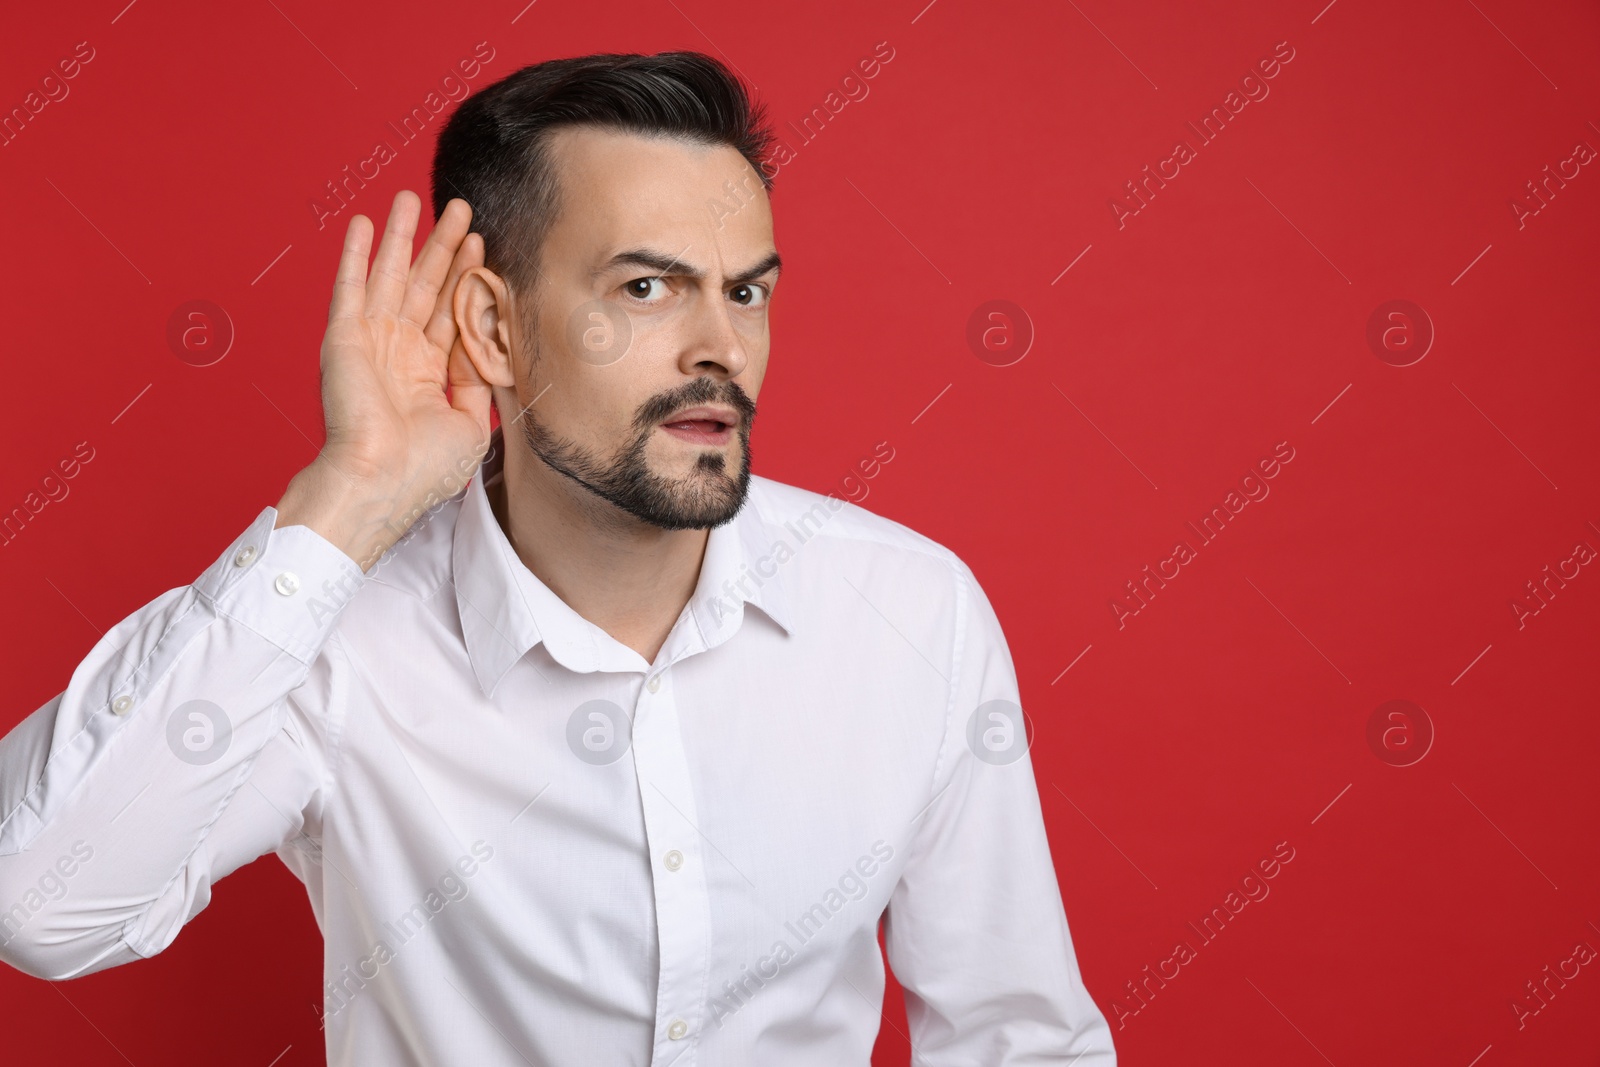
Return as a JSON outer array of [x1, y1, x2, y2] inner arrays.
[[730, 283, 769, 308], [623, 277, 669, 302]]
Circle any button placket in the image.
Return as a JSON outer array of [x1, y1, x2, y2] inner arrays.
[[631, 669, 710, 1059]]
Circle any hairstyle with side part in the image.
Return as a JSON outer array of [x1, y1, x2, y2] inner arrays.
[[430, 51, 774, 300]]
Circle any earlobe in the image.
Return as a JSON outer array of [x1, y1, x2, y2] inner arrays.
[[454, 266, 517, 388]]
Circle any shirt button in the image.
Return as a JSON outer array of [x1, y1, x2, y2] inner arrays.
[[233, 545, 257, 567], [111, 695, 133, 715], [667, 1019, 689, 1040], [646, 675, 662, 694], [664, 849, 683, 871], [274, 572, 301, 596]]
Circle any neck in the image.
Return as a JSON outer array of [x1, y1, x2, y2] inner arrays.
[[488, 431, 709, 665]]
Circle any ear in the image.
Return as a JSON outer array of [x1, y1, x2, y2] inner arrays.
[[454, 265, 518, 389]]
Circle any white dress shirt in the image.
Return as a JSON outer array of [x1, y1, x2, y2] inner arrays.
[[0, 425, 1115, 1065]]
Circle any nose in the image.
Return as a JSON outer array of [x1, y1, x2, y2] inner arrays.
[[678, 288, 749, 380]]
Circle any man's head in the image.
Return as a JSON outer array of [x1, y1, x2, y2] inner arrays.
[[431, 52, 778, 532]]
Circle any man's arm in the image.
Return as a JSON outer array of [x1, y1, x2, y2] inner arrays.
[[0, 191, 493, 980], [883, 558, 1116, 1064], [0, 514, 362, 978]]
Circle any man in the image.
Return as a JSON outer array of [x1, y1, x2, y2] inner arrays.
[[0, 51, 1114, 1065]]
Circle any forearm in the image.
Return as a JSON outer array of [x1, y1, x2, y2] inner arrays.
[[0, 508, 361, 979]]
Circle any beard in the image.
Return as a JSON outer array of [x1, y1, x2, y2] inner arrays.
[[517, 370, 757, 531]]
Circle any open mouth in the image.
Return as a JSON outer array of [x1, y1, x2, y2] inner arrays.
[[660, 419, 734, 444]]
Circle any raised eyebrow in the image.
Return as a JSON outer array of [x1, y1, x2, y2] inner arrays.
[[729, 251, 782, 285], [593, 248, 782, 285]]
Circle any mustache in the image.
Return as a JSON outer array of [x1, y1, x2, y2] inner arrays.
[[632, 379, 756, 432]]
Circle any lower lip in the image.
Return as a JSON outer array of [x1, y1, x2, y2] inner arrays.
[[660, 421, 734, 446]]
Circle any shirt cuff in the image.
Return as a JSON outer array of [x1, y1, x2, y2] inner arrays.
[[193, 507, 366, 664]]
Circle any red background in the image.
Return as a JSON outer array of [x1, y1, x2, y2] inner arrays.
[[3, 0, 1598, 1063]]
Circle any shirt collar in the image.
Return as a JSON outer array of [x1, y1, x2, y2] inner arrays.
[[453, 424, 796, 697]]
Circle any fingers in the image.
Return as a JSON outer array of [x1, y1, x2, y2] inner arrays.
[[364, 190, 422, 315], [329, 214, 375, 323], [400, 197, 474, 328], [424, 230, 483, 356]]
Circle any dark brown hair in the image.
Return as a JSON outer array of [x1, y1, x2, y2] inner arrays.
[[430, 51, 773, 297]]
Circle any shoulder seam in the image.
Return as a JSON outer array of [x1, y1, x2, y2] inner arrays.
[[748, 480, 961, 568]]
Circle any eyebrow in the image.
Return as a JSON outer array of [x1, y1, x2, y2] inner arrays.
[[592, 248, 782, 285]]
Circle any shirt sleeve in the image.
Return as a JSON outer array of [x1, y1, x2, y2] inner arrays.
[[882, 558, 1117, 1065], [0, 507, 364, 981]]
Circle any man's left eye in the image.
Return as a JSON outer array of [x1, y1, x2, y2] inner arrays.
[[624, 277, 670, 302], [730, 283, 769, 308]]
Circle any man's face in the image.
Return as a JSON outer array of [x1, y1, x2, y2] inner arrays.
[[506, 127, 778, 531]]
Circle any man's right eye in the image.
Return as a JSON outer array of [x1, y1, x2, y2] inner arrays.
[[623, 277, 670, 303]]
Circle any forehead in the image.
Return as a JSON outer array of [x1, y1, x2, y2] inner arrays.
[[542, 126, 772, 250]]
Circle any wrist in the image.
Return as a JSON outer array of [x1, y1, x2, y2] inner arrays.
[[275, 459, 408, 573]]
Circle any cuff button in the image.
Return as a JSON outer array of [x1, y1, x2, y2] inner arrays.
[[274, 571, 301, 596], [233, 545, 257, 567]]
